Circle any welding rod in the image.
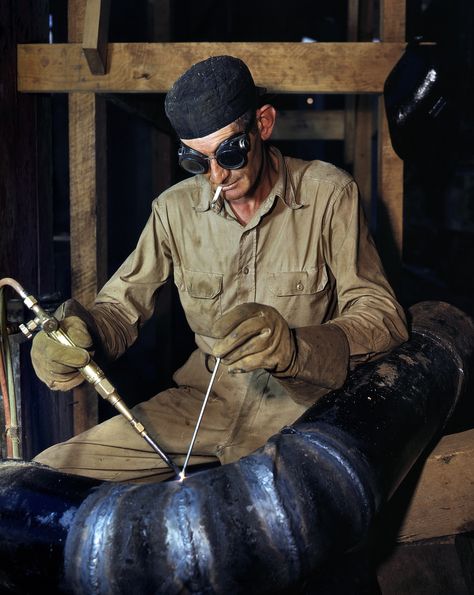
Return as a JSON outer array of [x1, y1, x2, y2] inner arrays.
[[48, 327, 181, 477], [179, 357, 221, 480], [0, 277, 180, 476]]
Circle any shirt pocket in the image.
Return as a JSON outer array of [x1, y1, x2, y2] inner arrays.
[[265, 266, 329, 328], [175, 267, 223, 335]]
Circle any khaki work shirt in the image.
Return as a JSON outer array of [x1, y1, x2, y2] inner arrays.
[[90, 147, 408, 461]]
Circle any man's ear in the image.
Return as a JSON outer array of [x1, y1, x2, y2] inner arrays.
[[256, 104, 276, 141]]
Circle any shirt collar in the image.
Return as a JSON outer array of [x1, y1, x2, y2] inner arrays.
[[192, 146, 304, 214]]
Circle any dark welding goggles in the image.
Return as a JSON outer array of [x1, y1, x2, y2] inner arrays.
[[178, 131, 251, 175]]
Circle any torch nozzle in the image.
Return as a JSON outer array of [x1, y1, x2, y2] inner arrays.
[[0, 277, 179, 476]]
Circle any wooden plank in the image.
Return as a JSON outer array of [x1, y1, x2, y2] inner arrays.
[[344, 1, 377, 223], [376, 0, 405, 286], [17, 42, 406, 94], [377, 535, 473, 595], [68, 91, 107, 434], [83, 0, 111, 75], [376, 97, 403, 288], [353, 95, 373, 222], [68, 93, 107, 305], [344, 0, 359, 166], [397, 429, 474, 543], [68, 0, 107, 434], [68, 0, 86, 40], [380, 0, 406, 42], [344, 0, 374, 168], [272, 110, 344, 141]]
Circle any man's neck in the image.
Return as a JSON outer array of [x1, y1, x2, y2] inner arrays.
[[228, 148, 279, 225], [229, 198, 262, 225]]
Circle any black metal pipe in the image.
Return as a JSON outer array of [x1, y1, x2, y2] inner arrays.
[[62, 301, 474, 594], [0, 460, 100, 594], [0, 301, 472, 594]]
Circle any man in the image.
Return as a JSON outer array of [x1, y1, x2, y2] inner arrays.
[[31, 55, 408, 482]]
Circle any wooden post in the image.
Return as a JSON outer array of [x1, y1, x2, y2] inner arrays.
[[377, 0, 406, 289], [353, 95, 374, 222], [68, 0, 107, 434], [83, 0, 111, 75], [345, 0, 376, 224], [396, 429, 474, 543]]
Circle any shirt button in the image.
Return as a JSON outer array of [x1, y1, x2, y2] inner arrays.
[[243, 266, 249, 275], [296, 282, 304, 291]]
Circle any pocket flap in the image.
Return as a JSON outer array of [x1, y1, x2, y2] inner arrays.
[[184, 269, 223, 299], [267, 267, 328, 297]]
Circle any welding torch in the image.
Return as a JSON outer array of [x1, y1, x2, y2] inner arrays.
[[0, 277, 180, 477]]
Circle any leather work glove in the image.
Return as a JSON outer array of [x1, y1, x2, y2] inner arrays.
[[211, 303, 298, 376], [212, 302, 351, 407], [31, 299, 97, 391]]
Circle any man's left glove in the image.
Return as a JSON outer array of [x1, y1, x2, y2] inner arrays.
[[211, 303, 298, 376]]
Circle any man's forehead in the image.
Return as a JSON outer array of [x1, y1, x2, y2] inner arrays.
[[180, 121, 242, 152]]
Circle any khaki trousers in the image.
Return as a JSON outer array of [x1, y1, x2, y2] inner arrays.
[[34, 350, 308, 482]]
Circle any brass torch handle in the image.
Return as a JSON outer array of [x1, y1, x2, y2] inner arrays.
[[47, 326, 180, 476], [1, 278, 179, 475], [49, 328, 136, 421]]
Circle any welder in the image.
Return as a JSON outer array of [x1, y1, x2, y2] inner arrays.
[[30, 55, 408, 482]]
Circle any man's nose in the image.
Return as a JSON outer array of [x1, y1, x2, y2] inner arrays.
[[209, 158, 230, 185]]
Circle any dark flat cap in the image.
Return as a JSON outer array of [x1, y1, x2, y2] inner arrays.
[[165, 55, 259, 139]]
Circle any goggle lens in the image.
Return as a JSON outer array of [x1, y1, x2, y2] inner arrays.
[[178, 132, 250, 175], [179, 156, 208, 175], [217, 148, 246, 169]]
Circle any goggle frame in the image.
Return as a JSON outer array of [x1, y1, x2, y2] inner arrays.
[[178, 131, 251, 175]]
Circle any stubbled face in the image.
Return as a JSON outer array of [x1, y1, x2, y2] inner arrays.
[[181, 120, 265, 203]]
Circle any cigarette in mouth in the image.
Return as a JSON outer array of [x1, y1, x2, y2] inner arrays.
[[211, 185, 222, 206]]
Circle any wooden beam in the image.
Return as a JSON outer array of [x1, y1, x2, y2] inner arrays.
[[380, 0, 406, 42], [83, 0, 111, 75], [68, 0, 107, 434], [377, 534, 474, 594], [68, 0, 86, 35], [69, 92, 107, 435], [353, 95, 373, 222], [396, 429, 474, 543], [376, 0, 405, 288], [344, 0, 359, 165], [376, 96, 403, 288], [272, 110, 344, 141], [69, 93, 108, 305], [344, 0, 376, 222], [17, 42, 406, 94]]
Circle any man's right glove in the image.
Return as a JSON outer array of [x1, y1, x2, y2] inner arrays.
[[30, 300, 96, 391], [211, 303, 298, 375]]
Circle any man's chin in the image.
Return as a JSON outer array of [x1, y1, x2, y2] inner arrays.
[[221, 181, 243, 200]]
